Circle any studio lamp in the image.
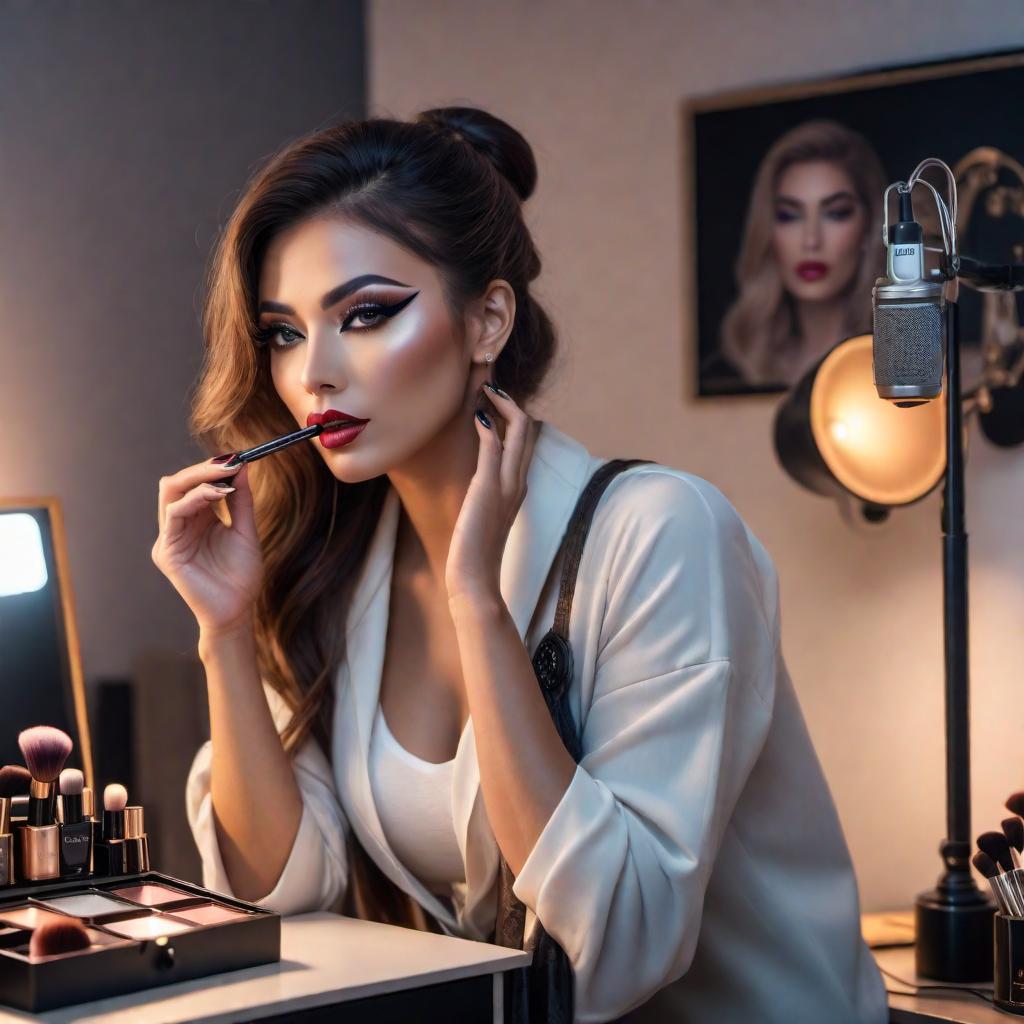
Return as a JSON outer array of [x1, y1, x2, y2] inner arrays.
[[774, 333, 947, 522]]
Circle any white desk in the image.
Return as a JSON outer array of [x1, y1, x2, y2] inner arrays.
[[0, 913, 531, 1023]]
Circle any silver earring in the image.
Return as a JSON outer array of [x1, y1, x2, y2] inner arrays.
[[485, 352, 493, 364]]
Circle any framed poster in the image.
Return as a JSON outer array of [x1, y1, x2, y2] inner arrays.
[[687, 48, 1024, 398]]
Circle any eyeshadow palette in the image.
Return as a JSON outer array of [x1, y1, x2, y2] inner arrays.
[[37, 892, 140, 918], [0, 870, 280, 1011], [108, 882, 194, 907]]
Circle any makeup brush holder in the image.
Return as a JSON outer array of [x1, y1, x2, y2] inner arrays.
[[994, 914, 1024, 1013]]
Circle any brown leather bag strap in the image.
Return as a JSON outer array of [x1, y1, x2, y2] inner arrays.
[[529, 459, 654, 765], [494, 458, 652, 954], [553, 459, 655, 639]]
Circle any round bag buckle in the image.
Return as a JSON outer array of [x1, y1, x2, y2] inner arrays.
[[532, 630, 574, 696]]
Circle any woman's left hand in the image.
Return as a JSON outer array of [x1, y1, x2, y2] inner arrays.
[[445, 384, 539, 605]]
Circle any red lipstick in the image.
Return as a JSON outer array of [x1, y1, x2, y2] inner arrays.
[[796, 261, 829, 282], [215, 412, 368, 474], [306, 410, 370, 450], [305, 409, 369, 429]]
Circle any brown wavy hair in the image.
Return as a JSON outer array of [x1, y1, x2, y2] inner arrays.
[[189, 108, 558, 756], [716, 119, 888, 387]]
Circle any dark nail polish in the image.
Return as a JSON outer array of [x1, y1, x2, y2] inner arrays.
[[483, 382, 510, 400], [211, 480, 235, 489], [210, 453, 237, 465], [475, 409, 492, 429]]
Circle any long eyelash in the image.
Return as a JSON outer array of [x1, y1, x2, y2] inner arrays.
[[253, 289, 418, 349], [252, 322, 301, 348], [339, 290, 417, 332], [340, 297, 389, 331]]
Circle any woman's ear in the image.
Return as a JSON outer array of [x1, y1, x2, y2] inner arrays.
[[468, 279, 516, 365]]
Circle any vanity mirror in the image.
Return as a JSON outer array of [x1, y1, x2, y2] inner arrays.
[[0, 498, 93, 786]]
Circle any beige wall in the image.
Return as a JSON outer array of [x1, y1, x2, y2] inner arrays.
[[368, 0, 1024, 912]]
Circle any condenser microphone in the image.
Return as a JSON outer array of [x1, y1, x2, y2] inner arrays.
[[871, 188, 945, 406]]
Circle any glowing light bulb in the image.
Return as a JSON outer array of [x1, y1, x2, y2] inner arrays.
[[830, 420, 850, 443], [0, 513, 47, 597]]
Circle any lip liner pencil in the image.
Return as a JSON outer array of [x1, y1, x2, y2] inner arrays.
[[212, 415, 356, 479]]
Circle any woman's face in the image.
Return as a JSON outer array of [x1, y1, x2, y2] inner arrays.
[[259, 214, 486, 483], [771, 160, 867, 303]]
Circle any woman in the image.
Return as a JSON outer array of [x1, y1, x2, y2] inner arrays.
[[153, 107, 887, 1022], [710, 119, 888, 391]]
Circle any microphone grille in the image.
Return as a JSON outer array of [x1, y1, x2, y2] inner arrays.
[[872, 301, 944, 392]]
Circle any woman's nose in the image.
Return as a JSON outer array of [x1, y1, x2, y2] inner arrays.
[[299, 331, 346, 394], [802, 213, 823, 251]]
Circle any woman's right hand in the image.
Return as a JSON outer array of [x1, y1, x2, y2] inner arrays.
[[151, 457, 264, 635]]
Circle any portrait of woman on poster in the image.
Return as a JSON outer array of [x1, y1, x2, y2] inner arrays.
[[704, 119, 888, 392], [150, 107, 886, 1021]]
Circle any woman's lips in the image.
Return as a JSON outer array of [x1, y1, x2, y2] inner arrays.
[[318, 421, 368, 449], [796, 261, 829, 282], [306, 409, 370, 448], [306, 409, 368, 429]]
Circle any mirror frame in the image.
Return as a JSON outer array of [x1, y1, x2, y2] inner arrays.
[[0, 495, 94, 789]]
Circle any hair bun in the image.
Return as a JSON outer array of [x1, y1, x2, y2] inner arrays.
[[417, 106, 537, 202]]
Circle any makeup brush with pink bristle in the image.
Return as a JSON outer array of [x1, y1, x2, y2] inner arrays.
[[16, 727, 73, 882], [17, 727, 73, 826]]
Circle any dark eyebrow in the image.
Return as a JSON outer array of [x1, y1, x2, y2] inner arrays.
[[775, 191, 857, 207], [258, 274, 412, 315]]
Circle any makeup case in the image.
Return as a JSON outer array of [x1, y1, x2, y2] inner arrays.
[[0, 869, 280, 1011]]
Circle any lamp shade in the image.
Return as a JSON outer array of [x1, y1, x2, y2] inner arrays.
[[774, 334, 947, 507]]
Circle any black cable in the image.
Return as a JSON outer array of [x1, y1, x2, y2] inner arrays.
[[878, 965, 993, 1005]]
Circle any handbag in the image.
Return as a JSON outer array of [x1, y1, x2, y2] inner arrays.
[[494, 457, 653, 1024]]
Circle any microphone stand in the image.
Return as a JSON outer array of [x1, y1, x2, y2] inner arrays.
[[916, 255, 1024, 981], [913, 289, 993, 981]]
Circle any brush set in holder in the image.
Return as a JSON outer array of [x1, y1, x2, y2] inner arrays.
[[0, 725, 280, 1011], [973, 792, 1024, 1013], [2, 726, 154, 887]]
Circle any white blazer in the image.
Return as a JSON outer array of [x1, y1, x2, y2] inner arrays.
[[187, 420, 888, 1023]]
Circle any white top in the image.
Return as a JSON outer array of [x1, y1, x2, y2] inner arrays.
[[187, 419, 889, 1024], [368, 705, 466, 890]]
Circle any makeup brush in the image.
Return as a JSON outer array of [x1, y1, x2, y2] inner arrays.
[[58, 769, 84, 825], [28, 917, 91, 960], [978, 830, 1024, 917], [102, 784, 128, 840], [216, 418, 354, 472], [973, 850, 1012, 914], [0, 766, 31, 827], [17, 727, 72, 826], [94, 783, 128, 876], [1008, 793, 1024, 818], [978, 831, 1017, 873], [58, 769, 91, 880], [974, 849, 1001, 880], [0, 767, 31, 798], [1003, 817, 1024, 870], [16, 728, 72, 883]]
